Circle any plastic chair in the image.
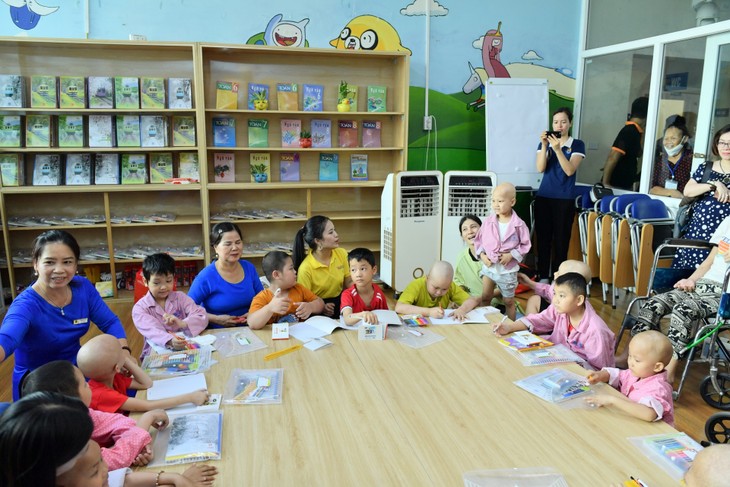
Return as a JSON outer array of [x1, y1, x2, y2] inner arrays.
[[625, 199, 675, 296], [594, 195, 618, 303]]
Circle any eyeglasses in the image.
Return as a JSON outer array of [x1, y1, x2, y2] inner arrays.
[[718, 141, 730, 148]]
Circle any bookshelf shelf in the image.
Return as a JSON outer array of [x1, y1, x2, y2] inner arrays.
[[206, 146, 402, 152]]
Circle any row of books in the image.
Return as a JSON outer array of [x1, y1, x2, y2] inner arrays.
[[0, 114, 196, 148], [217, 81, 386, 112], [0, 152, 199, 187], [210, 208, 306, 221], [214, 118, 381, 149], [9, 213, 174, 227], [0, 74, 193, 109], [212, 152, 367, 183]]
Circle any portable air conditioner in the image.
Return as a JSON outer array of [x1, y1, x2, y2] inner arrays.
[[441, 171, 497, 269], [380, 171, 443, 293]]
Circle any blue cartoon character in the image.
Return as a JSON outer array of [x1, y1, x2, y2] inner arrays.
[[330, 15, 411, 54], [246, 14, 309, 47], [2, 0, 58, 30]]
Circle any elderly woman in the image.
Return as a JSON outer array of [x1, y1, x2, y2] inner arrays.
[[649, 119, 693, 198]]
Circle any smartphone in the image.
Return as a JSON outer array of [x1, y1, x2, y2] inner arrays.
[[545, 130, 561, 138]]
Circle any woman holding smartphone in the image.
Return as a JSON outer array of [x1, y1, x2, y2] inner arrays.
[[533, 107, 586, 282]]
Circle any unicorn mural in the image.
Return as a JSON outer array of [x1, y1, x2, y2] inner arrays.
[[462, 61, 487, 111]]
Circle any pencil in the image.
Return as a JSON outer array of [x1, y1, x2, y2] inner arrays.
[[264, 343, 303, 361]]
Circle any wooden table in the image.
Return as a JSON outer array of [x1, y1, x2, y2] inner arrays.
[[145, 316, 681, 486]]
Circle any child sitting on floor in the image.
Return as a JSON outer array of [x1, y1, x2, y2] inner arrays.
[[395, 261, 480, 321], [519, 259, 592, 315], [493, 272, 615, 370], [21, 359, 168, 469], [586, 330, 675, 426], [473, 182, 531, 320], [341, 248, 389, 325], [132, 253, 208, 357], [77, 334, 209, 414], [247, 250, 325, 329]]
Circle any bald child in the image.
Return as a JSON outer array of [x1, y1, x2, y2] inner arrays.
[[520, 259, 592, 315], [395, 261, 481, 321], [684, 443, 730, 487]]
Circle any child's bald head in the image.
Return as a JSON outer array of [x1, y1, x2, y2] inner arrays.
[[494, 182, 516, 200], [76, 334, 124, 381], [556, 260, 592, 283]]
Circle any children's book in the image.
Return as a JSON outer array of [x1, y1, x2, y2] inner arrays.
[[288, 316, 357, 341], [32, 154, 61, 186], [514, 368, 592, 404], [213, 152, 235, 183], [247, 119, 268, 148], [311, 119, 331, 148], [87, 76, 114, 108], [350, 154, 368, 181], [30, 75, 57, 108], [280, 119, 301, 148], [167, 78, 192, 109], [367, 85, 387, 112], [361, 120, 382, 148], [223, 368, 283, 405], [172, 115, 196, 147], [141, 77, 166, 109], [114, 77, 140, 109], [498, 330, 554, 352], [0, 115, 21, 147], [302, 84, 324, 111], [65, 154, 92, 185], [215, 80, 238, 109], [279, 152, 300, 182], [338, 120, 358, 148], [178, 152, 200, 181], [345, 84, 358, 111], [57, 115, 84, 148], [507, 343, 585, 367], [149, 152, 173, 183], [88, 115, 115, 148], [150, 412, 223, 465], [629, 433, 703, 480], [94, 153, 120, 185], [0, 75, 25, 107], [247, 82, 269, 110], [212, 116, 236, 147], [116, 115, 141, 147], [147, 374, 208, 401], [59, 76, 86, 109], [141, 347, 212, 378], [140, 115, 168, 147], [121, 153, 147, 184], [25, 114, 52, 147], [318, 153, 339, 181], [0, 153, 23, 186], [429, 307, 501, 325], [249, 153, 270, 183], [276, 83, 298, 111]]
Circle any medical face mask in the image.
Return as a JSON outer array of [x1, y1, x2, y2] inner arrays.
[[664, 143, 683, 157]]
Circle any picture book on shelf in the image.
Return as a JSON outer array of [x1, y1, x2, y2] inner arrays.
[[121, 154, 148, 184], [338, 120, 358, 148], [250, 153, 270, 183], [178, 152, 200, 181], [30, 75, 57, 108], [0, 153, 23, 186], [367, 85, 387, 112], [149, 153, 173, 183], [361, 120, 381, 148], [0, 115, 21, 147], [213, 152, 235, 183], [141, 77, 166, 109], [88, 76, 114, 109], [65, 154, 92, 185], [514, 368, 592, 404], [311, 119, 331, 148], [57, 115, 84, 148], [247, 82, 269, 110], [88, 115, 115, 148], [302, 84, 324, 111], [172, 115, 196, 147], [276, 83, 298, 111], [25, 114, 52, 147], [280, 119, 301, 148], [345, 84, 358, 110], [116, 115, 141, 147], [350, 154, 368, 181], [59, 76, 86, 109], [167, 78, 192, 109], [212, 116, 236, 147], [94, 153, 120, 185], [140, 115, 168, 147], [114, 77, 140, 109], [279, 152, 300, 182], [215, 80, 238, 109], [0, 75, 25, 107], [32, 154, 61, 186], [318, 153, 339, 181], [247, 119, 268, 148]]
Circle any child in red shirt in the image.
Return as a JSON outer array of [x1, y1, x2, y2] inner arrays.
[[340, 248, 389, 325]]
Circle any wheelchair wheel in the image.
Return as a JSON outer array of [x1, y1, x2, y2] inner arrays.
[[705, 412, 730, 444], [700, 373, 730, 410]]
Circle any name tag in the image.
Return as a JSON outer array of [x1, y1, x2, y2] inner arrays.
[[665, 179, 678, 190], [73, 318, 89, 325]]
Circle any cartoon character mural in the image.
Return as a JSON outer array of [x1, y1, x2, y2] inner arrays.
[[2, 0, 58, 30], [330, 15, 411, 54], [482, 21, 510, 79], [462, 62, 487, 111], [246, 14, 310, 47]]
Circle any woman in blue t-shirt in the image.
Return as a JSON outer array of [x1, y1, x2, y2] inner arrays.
[[534, 107, 586, 281]]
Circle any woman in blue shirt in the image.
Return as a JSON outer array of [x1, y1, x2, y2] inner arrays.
[[0, 230, 127, 400], [534, 107, 586, 281]]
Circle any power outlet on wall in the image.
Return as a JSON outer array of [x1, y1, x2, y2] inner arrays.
[[423, 115, 433, 131]]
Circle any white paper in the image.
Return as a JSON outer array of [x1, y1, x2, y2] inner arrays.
[[342, 309, 402, 327], [147, 374, 207, 401], [430, 307, 494, 325], [289, 315, 357, 341], [166, 394, 222, 414]]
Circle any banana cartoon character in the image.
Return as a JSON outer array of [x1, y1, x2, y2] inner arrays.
[[330, 15, 411, 54]]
